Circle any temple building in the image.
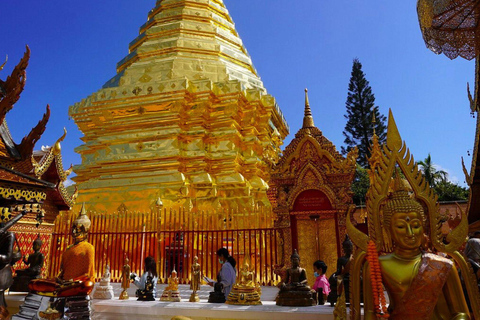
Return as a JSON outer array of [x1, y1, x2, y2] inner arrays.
[[269, 90, 357, 282], [0, 47, 76, 275], [69, 0, 289, 212]]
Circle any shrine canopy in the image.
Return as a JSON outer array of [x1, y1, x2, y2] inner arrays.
[[417, 0, 480, 60], [417, 0, 480, 228]]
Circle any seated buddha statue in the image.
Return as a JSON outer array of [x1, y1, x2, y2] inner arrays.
[[226, 260, 261, 305], [363, 178, 470, 320], [161, 267, 181, 302], [11, 234, 44, 292], [276, 250, 315, 306], [29, 205, 95, 297], [136, 275, 155, 301]]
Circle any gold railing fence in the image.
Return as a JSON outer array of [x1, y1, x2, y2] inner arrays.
[[49, 205, 281, 285]]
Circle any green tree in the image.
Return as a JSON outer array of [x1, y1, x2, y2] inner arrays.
[[434, 180, 469, 201], [352, 164, 369, 205], [417, 154, 447, 188], [342, 58, 387, 167]]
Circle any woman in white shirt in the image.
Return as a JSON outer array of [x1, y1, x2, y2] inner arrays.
[[208, 248, 236, 300]]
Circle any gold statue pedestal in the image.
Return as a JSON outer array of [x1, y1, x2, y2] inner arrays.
[[226, 287, 262, 305], [119, 290, 129, 300], [189, 292, 200, 302], [275, 289, 316, 307], [170, 290, 181, 302], [160, 289, 170, 302]]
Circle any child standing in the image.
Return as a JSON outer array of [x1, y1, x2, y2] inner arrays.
[[312, 260, 330, 304]]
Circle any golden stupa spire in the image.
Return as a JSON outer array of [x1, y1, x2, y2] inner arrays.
[[302, 88, 315, 128]]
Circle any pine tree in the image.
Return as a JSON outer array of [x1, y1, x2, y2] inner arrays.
[[342, 58, 387, 167]]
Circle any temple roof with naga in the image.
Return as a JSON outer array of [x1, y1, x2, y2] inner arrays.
[[0, 47, 75, 221]]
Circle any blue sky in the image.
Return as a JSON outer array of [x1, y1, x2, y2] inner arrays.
[[1, 1, 475, 186]]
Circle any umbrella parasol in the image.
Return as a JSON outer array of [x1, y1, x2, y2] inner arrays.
[[418, 0, 480, 60]]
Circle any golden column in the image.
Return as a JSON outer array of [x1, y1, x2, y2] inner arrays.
[[69, 0, 289, 212]]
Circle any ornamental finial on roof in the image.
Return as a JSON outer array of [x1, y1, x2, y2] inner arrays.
[[302, 88, 315, 128], [0, 55, 7, 72]]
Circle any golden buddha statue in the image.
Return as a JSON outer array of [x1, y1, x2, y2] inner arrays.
[[347, 111, 480, 320], [226, 259, 261, 305], [29, 204, 95, 297], [189, 256, 201, 302], [161, 267, 181, 302], [119, 257, 130, 300]]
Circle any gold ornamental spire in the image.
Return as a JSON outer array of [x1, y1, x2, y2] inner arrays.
[[302, 88, 315, 128]]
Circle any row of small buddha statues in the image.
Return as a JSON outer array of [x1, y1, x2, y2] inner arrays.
[[4, 202, 342, 310]]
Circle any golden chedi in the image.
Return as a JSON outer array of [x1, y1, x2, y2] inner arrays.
[[347, 110, 480, 320], [68, 0, 289, 212], [226, 259, 261, 305], [29, 204, 95, 297]]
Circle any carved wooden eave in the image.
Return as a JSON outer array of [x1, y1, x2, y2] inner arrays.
[[16, 105, 50, 160], [465, 113, 480, 225], [0, 165, 54, 203]]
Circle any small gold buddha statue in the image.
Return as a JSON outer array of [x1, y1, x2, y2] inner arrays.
[[189, 256, 201, 302], [161, 267, 181, 302], [119, 257, 131, 300], [226, 259, 261, 305], [29, 204, 95, 297], [276, 250, 315, 306]]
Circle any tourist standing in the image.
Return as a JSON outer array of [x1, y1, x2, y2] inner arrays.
[[312, 260, 330, 304]]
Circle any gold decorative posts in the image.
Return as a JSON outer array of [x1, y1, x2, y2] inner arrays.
[[347, 110, 479, 320]]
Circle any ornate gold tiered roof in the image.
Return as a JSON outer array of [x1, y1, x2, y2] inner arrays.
[[69, 0, 289, 211]]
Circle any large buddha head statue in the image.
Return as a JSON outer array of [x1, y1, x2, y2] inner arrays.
[[72, 204, 91, 244], [383, 175, 426, 252]]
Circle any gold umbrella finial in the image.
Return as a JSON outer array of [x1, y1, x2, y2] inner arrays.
[[302, 88, 315, 128]]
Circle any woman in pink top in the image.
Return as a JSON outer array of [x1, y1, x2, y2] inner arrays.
[[312, 260, 330, 303]]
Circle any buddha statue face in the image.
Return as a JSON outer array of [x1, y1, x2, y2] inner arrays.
[[72, 204, 91, 243], [390, 211, 423, 250], [72, 223, 88, 243], [291, 250, 301, 268], [383, 183, 425, 253]]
